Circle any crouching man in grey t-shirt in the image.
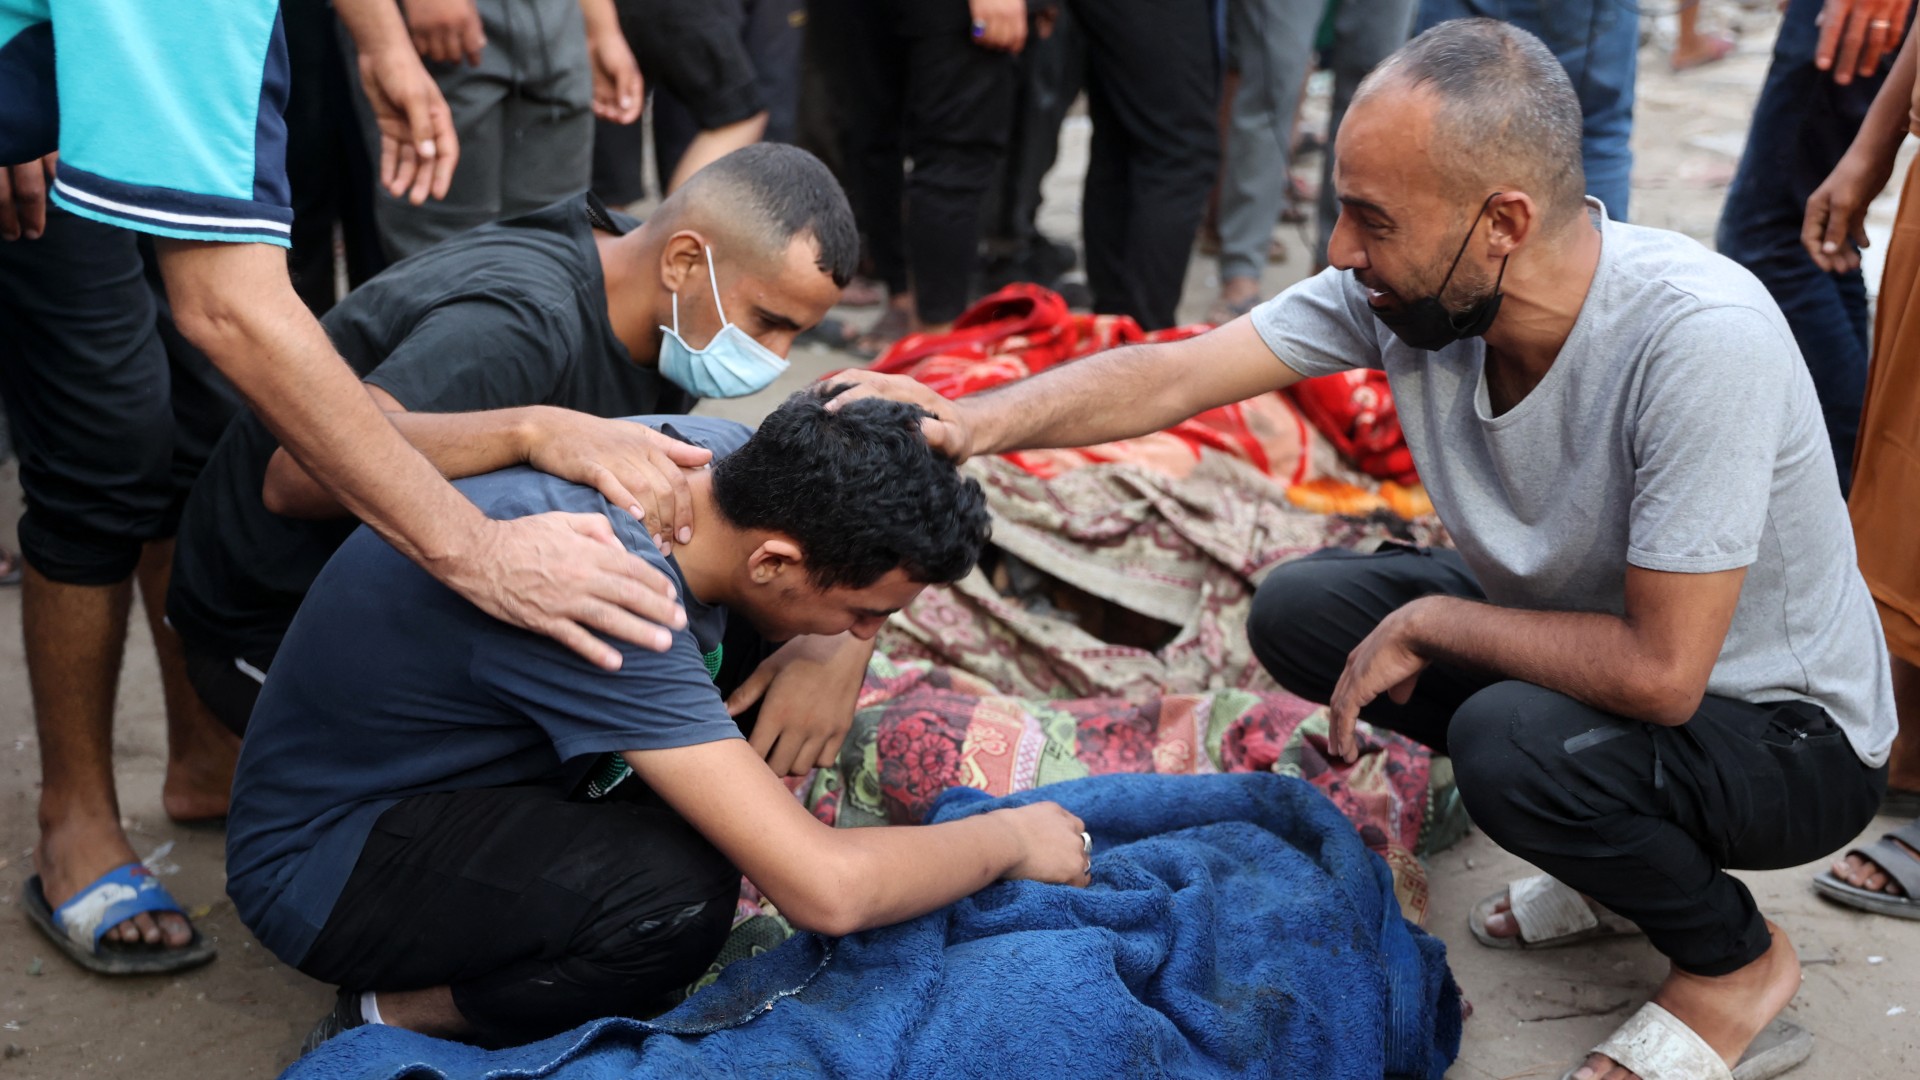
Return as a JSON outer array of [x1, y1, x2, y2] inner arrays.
[[830, 19, 1891, 1080]]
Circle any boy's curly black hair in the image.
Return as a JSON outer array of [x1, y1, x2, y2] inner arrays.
[[711, 385, 991, 590]]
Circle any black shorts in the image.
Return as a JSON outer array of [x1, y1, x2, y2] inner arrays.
[[0, 210, 239, 584], [180, 637, 269, 738], [616, 0, 766, 130]]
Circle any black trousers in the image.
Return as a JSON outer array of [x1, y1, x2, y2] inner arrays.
[[1069, 0, 1219, 330], [811, 0, 1019, 325], [299, 782, 740, 1046], [1248, 545, 1886, 976]]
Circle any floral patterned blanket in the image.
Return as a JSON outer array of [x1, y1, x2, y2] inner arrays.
[[692, 657, 1468, 998], [807, 658, 1462, 921], [693, 450, 1466, 994]]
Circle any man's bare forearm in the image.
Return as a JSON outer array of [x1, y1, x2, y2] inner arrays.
[[159, 241, 487, 567], [962, 317, 1303, 455], [265, 406, 546, 519], [627, 740, 1036, 937], [1399, 597, 1703, 725], [819, 813, 1025, 933]]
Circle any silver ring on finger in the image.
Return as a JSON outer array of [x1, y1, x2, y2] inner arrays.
[[1080, 830, 1093, 856], [1873, 18, 1892, 27]]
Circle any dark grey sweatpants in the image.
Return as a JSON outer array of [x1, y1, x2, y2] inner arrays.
[[1247, 544, 1885, 975]]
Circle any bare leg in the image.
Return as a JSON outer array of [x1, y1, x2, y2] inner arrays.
[[1209, 275, 1265, 324], [856, 293, 915, 356], [1672, 1, 1735, 71], [374, 986, 474, 1040], [133, 539, 239, 823], [26, 563, 191, 948], [665, 112, 771, 193]]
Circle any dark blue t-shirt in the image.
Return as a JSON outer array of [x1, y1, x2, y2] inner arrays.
[[226, 415, 752, 966]]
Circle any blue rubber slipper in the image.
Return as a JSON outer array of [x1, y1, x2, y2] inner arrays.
[[22, 863, 217, 975]]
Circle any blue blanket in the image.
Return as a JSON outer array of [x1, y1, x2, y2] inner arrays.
[[286, 773, 1460, 1080]]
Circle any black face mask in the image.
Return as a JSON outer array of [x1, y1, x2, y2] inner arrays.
[[1367, 192, 1508, 352]]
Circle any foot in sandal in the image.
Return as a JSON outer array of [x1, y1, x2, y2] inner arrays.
[[1813, 817, 1920, 916], [1569, 920, 1805, 1080], [1471, 873, 1641, 949]]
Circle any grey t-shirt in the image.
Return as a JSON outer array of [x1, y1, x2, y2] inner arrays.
[[1252, 205, 1895, 767]]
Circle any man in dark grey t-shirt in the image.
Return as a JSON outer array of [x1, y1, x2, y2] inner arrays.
[[170, 146, 872, 781], [832, 20, 1885, 1080]]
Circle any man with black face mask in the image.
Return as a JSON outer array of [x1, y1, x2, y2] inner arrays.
[[1365, 190, 1508, 351], [831, 18, 1890, 1080]]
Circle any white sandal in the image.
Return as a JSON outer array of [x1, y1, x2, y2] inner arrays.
[[1469, 872, 1642, 950], [1563, 1002, 1813, 1080]]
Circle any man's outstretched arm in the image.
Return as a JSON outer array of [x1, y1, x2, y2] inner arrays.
[[158, 240, 688, 666], [830, 314, 1307, 460], [264, 391, 713, 553]]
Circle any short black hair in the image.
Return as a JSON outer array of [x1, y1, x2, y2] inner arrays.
[[669, 144, 860, 287], [1363, 18, 1587, 224], [712, 385, 991, 590]]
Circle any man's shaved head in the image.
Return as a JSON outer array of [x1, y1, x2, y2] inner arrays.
[[654, 144, 859, 286], [1357, 18, 1586, 229]]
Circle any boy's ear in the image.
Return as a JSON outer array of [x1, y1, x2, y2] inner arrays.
[[746, 537, 805, 584]]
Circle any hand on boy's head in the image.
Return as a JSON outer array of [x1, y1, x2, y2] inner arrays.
[[998, 802, 1094, 888], [523, 411, 713, 553], [821, 372, 975, 461]]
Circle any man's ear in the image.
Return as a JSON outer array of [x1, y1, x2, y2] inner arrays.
[[1486, 191, 1536, 256], [745, 536, 805, 585], [659, 230, 708, 293]]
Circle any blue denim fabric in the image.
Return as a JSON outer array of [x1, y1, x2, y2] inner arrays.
[[1414, 0, 1638, 219], [1715, 0, 1904, 493]]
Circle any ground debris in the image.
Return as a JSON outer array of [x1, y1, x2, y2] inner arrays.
[[1512, 984, 1634, 1023]]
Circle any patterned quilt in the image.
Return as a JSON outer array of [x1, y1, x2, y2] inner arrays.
[[689, 441, 1465, 998]]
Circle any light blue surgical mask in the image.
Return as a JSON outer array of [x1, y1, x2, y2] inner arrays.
[[658, 245, 790, 398]]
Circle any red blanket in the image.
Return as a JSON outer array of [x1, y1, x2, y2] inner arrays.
[[871, 284, 1318, 483], [868, 283, 1417, 484]]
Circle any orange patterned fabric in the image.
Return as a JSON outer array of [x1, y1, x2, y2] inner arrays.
[[1854, 157, 1920, 667]]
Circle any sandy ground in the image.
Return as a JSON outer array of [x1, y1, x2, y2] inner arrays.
[[4, 5, 1920, 1076]]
